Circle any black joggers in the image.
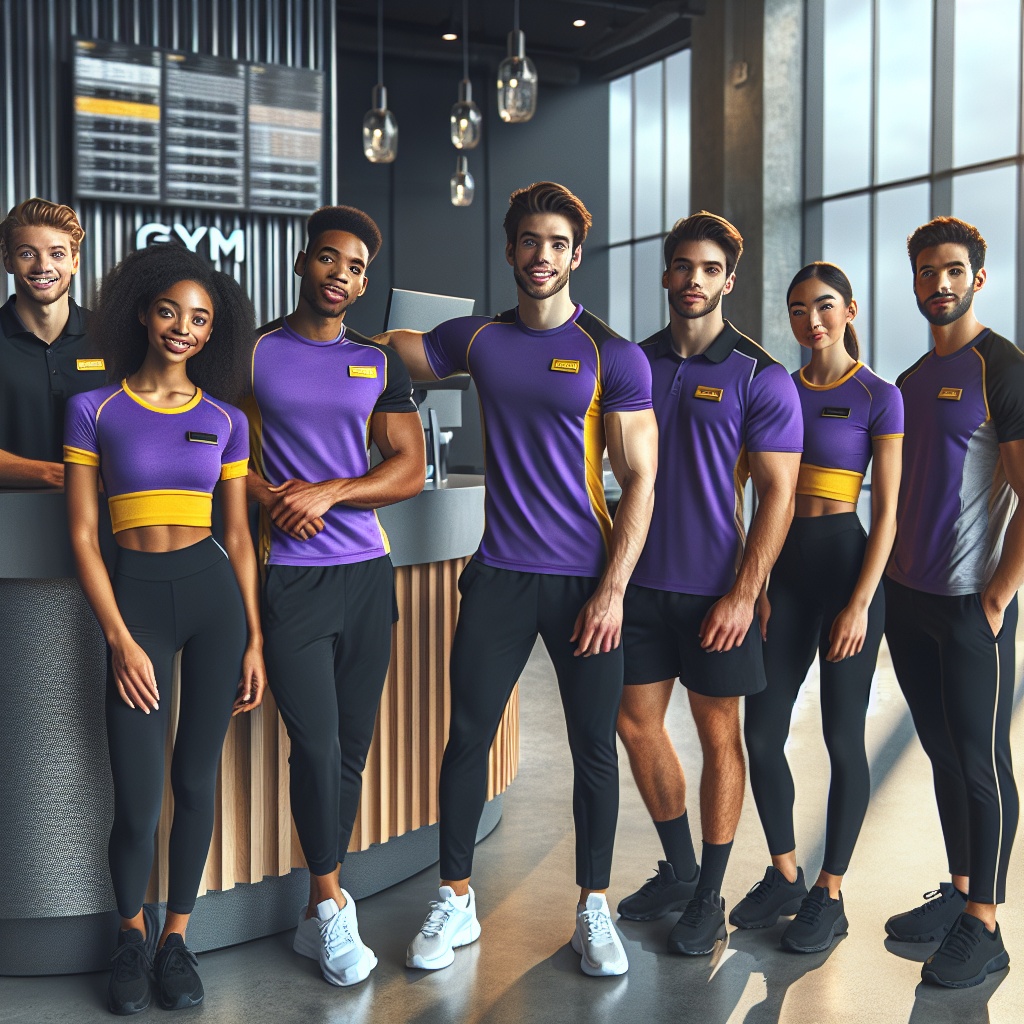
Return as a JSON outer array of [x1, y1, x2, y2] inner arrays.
[[884, 576, 1018, 905], [439, 560, 624, 889], [744, 513, 884, 876], [262, 555, 395, 877], [107, 538, 246, 918]]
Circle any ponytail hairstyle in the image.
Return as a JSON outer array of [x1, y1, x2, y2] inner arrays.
[[786, 261, 859, 361]]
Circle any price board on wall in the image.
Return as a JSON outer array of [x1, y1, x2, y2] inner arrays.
[[72, 39, 324, 214]]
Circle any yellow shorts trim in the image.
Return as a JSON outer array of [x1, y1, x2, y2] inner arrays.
[[795, 463, 863, 503], [108, 489, 213, 533], [64, 445, 100, 467]]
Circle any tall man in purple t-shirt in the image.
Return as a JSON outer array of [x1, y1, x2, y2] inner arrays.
[[615, 213, 803, 955], [244, 206, 426, 988], [882, 217, 1024, 989], [382, 182, 658, 978]]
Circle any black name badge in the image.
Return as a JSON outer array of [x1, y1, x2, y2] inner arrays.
[[820, 407, 851, 418], [186, 431, 218, 445]]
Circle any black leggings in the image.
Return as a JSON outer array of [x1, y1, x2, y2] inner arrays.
[[439, 560, 623, 889], [106, 538, 246, 918], [884, 577, 1018, 905], [261, 556, 395, 877], [744, 513, 883, 876]]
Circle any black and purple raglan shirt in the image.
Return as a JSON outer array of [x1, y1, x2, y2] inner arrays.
[[888, 328, 1024, 596], [422, 305, 652, 578], [245, 317, 417, 566], [631, 322, 803, 597]]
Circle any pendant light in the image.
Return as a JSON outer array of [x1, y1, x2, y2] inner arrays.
[[450, 0, 481, 150], [362, 0, 398, 163], [497, 0, 537, 123], [450, 155, 475, 206]]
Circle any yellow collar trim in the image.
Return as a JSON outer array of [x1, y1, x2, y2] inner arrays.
[[799, 361, 863, 392], [122, 378, 203, 414]]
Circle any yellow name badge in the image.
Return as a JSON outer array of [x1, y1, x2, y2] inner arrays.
[[550, 358, 580, 373], [76, 358, 105, 371], [938, 387, 963, 401], [694, 385, 724, 402], [349, 365, 378, 379]]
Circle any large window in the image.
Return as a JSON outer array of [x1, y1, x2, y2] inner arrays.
[[806, 0, 1023, 379], [607, 49, 691, 341]]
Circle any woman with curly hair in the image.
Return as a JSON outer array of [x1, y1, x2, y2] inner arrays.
[[63, 244, 266, 1015]]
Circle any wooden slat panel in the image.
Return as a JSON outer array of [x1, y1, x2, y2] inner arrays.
[[146, 557, 520, 900]]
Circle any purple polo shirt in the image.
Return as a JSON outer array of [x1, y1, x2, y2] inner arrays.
[[422, 304, 652, 577], [795, 362, 904, 503], [246, 317, 417, 566], [631, 322, 803, 597], [889, 328, 1024, 596], [64, 381, 249, 533]]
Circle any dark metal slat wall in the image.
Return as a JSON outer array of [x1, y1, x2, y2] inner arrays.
[[0, 0, 339, 325]]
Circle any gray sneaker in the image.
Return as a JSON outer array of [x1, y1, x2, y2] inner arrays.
[[617, 861, 699, 921], [571, 893, 628, 976], [406, 886, 481, 970]]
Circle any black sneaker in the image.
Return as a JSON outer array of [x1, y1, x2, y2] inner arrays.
[[921, 912, 1010, 988], [153, 933, 204, 1010], [729, 866, 808, 929], [885, 882, 967, 943], [107, 928, 152, 1016], [666, 887, 727, 955], [780, 886, 848, 953], [617, 861, 699, 921]]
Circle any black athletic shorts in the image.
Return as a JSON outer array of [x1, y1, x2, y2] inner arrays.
[[622, 583, 767, 697]]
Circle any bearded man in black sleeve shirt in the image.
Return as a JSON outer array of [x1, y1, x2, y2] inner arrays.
[[0, 198, 105, 487]]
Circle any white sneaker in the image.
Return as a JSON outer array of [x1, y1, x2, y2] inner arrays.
[[315, 894, 377, 986], [292, 906, 320, 960], [571, 893, 629, 976], [406, 885, 481, 970]]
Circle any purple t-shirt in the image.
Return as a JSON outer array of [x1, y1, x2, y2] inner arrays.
[[423, 304, 652, 577], [631, 322, 803, 597], [247, 317, 416, 566], [889, 328, 1024, 596], [794, 362, 904, 503], [64, 380, 249, 533]]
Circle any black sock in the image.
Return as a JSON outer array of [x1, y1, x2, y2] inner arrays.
[[653, 812, 698, 881], [697, 840, 733, 896]]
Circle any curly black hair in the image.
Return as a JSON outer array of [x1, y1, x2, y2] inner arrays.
[[306, 205, 382, 261], [90, 244, 255, 404]]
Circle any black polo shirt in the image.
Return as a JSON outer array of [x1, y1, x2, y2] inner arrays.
[[0, 295, 107, 463]]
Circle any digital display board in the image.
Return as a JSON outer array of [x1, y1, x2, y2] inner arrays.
[[248, 64, 324, 215], [73, 39, 323, 213], [74, 40, 162, 201], [163, 53, 246, 209]]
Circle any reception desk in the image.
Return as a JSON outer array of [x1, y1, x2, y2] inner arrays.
[[0, 477, 519, 975]]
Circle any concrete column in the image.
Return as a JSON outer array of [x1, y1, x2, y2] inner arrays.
[[690, 0, 804, 369]]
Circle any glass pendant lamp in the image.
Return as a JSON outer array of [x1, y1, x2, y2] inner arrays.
[[450, 0, 481, 149], [362, 0, 398, 163], [497, 0, 537, 123], [451, 155, 475, 206]]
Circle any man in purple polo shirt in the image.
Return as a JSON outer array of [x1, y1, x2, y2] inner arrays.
[[382, 182, 658, 977], [615, 212, 802, 955], [244, 206, 426, 988], [882, 217, 1024, 990]]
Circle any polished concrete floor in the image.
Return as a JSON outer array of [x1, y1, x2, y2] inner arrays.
[[5, 623, 1023, 1024]]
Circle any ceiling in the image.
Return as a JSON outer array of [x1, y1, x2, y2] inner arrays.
[[334, 1, 703, 85]]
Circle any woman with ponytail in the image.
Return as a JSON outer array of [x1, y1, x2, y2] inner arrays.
[[729, 263, 903, 953]]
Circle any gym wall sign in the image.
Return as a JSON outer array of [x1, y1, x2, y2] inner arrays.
[[136, 223, 245, 263]]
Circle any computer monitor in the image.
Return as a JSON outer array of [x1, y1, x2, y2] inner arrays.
[[382, 287, 475, 333]]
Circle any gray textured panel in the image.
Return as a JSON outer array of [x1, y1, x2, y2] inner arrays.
[[0, 795, 504, 975], [379, 482, 484, 568], [0, 579, 114, 919]]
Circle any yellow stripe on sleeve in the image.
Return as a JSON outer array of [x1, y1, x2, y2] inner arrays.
[[220, 459, 250, 481], [64, 445, 100, 466]]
